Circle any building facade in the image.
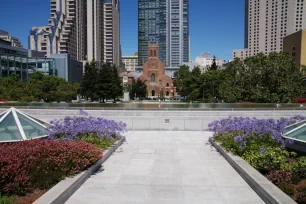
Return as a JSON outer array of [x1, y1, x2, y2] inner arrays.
[[184, 52, 226, 72], [232, 49, 249, 60], [1, 41, 82, 83], [283, 29, 306, 69], [244, 0, 306, 57], [138, 0, 189, 67], [138, 44, 176, 98], [29, 0, 121, 66], [122, 53, 138, 72], [103, 0, 121, 67], [0, 30, 23, 48]]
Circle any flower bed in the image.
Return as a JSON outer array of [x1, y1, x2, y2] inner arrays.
[[0, 116, 126, 203], [0, 140, 102, 197], [49, 116, 127, 149], [208, 116, 306, 203]]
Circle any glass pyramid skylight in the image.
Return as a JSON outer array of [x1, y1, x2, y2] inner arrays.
[[0, 108, 51, 142], [283, 120, 306, 145]]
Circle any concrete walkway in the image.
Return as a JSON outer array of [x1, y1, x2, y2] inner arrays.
[[66, 132, 264, 204]]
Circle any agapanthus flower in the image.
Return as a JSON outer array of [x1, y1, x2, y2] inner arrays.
[[260, 147, 266, 154]]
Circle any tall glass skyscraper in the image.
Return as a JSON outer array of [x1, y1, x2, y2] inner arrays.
[[138, 0, 189, 67]]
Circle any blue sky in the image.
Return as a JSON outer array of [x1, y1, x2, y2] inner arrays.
[[0, 0, 245, 61]]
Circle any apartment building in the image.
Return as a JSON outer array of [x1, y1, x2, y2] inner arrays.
[[103, 0, 120, 67], [122, 53, 138, 72], [245, 0, 306, 56], [0, 30, 23, 48], [29, 0, 121, 66]]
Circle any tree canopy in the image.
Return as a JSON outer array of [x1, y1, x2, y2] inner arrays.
[[173, 52, 306, 103], [80, 62, 123, 102], [0, 73, 78, 102]]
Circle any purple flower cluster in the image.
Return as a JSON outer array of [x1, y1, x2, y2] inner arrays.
[[208, 116, 306, 150], [48, 117, 127, 141]]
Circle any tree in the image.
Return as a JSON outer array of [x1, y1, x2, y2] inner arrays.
[[28, 72, 45, 101], [130, 79, 147, 100], [80, 61, 98, 101], [209, 56, 218, 71], [173, 65, 191, 97], [97, 63, 113, 103], [41, 75, 67, 102], [110, 65, 123, 101], [220, 52, 306, 103]]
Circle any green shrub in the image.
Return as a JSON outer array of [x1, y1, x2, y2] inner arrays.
[[81, 135, 116, 150], [242, 146, 290, 173], [0, 193, 15, 204]]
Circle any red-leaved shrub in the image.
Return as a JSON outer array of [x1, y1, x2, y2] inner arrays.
[[295, 98, 306, 103], [0, 140, 102, 195], [296, 180, 306, 204], [266, 170, 292, 186]]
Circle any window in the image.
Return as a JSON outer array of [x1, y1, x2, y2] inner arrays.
[[151, 74, 155, 82], [152, 90, 155, 96], [166, 83, 169, 87], [166, 91, 169, 96], [292, 47, 296, 57], [154, 50, 156, 57], [150, 50, 153, 56]]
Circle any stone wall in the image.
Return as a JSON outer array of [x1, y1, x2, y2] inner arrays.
[[2, 108, 305, 131]]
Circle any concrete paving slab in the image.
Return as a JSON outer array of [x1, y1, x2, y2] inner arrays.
[[66, 131, 264, 204]]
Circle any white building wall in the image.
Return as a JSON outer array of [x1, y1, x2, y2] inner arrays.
[[246, 0, 306, 56], [122, 56, 138, 72]]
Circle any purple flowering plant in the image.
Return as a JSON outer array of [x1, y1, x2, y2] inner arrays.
[[208, 116, 306, 172], [208, 116, 306, 150], [48, 117, 127, 149]]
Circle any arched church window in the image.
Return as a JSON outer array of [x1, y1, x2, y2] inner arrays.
[[151, 74, 155, 82]]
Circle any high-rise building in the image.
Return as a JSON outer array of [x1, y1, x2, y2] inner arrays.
[[29, 0, 121, 66], [138, 0, 189, 67], [245, 0, 306, 57], [0, 30, 23, 48], [103, 0, 121, 67]]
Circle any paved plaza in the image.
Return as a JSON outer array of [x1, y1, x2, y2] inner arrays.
[[66, 131, 264, 204]]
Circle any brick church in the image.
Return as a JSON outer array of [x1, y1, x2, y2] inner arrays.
[[138, 44, 176, 98]]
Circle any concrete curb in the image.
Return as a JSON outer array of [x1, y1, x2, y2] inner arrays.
[[209, 138, 297, 204], [34, 136, 126, 204]]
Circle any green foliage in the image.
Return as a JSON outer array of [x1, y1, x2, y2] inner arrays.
[[0, 193, 15, 204], [209, 56, 218, 71], [0, 72, 77, 103], [173, 65, 191, 97], [80, 61, 122, 102], [242, 146, 290, 172], [80, 61, 98, 101], [130, 79, 147, 100], [174, 52, 306, 103], [80, 135, 116, 150], [215, 132, 293, 172]]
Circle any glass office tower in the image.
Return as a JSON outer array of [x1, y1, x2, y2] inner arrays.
[[138, 0, 189, 67]]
